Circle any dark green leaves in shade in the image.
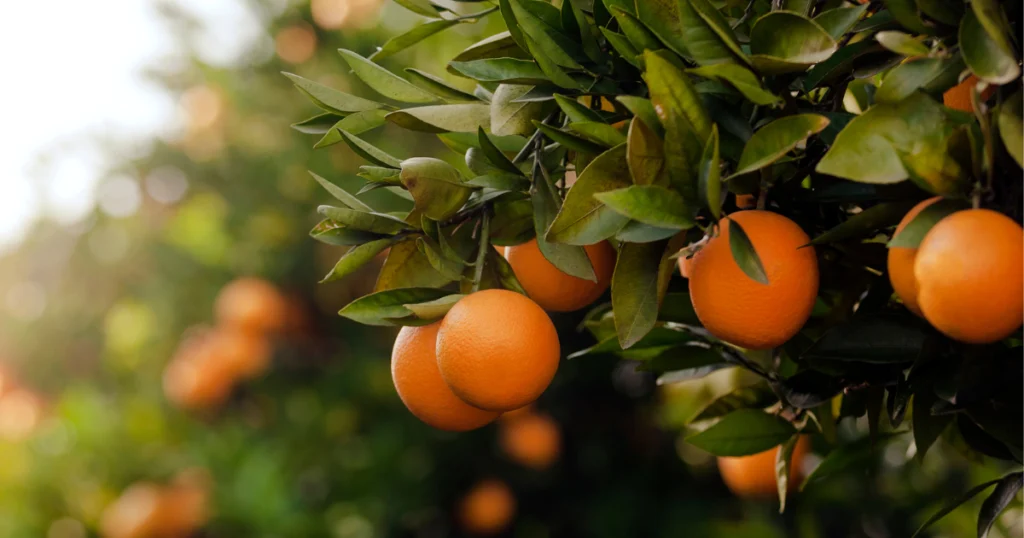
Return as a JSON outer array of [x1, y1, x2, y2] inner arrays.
[[727, 219, 769, 285], [912, 392, 952, 462], [699, 126, 721, 219], [977, 473, 1024, 538], [732, 114, 830, 177], [283, 72, 385, 114], [749, 12, 838, 74], [338, 287, 455, 325], [910, 478, 1002, 537], [686, 409, 796, 456], [802, 433, 903, 491], [687, 64, 781, 106], [998, 95, 1024, 168], [809, 201, 916, 245], [802, 315, 929, 363], [814, 4, 869, 40], [888, 198, 969, 248], [547, 144, 632, 245]]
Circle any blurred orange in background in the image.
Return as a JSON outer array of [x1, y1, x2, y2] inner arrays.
[[458, 479, 516, 535]]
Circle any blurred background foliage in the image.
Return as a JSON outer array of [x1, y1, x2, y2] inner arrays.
[[0, 0, 1018, 537]]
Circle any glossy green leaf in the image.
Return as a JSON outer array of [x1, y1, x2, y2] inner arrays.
[[547, 145, 632, 245], [627, 118, 668, 186], [804, 40, 885, 91], [728, 218, 769, 285], [338, 287, 453, 325], [978, 473, 1024, 538], [611, 7, 663, 52], [309, 219, 387, 246], [612, 240, 673, 348], [569, 122, 627, 147], [449, 58, 548, 85], [874, 31, 930, 56], [595, 186, 696, 230], [357, 166, 402, 186], [399, 157, 474, 220], [310, 171, 375, 211], [615, 221, 679, 243], [699, 126, 722, 219], [292, 112, 345, 134], [337, 130, 403, 168], [533, 122, 608, 154], [490, 197, 535, 245], [317, 206, 414, 235], [321, 238, 395, 283], [313, 110, 390, 148], [339, 49, 438, 104], [403, 69, 478, 102], [883, 0, 932, 35], [634, 0, 690, 58], [687, 64, 781, 106], [402, 294, 465, 320], [508, 0, 583, 69], [283, 72, 386, 114], [910, 479, 1002, 536], [371, 19, 460, 61], [386, 103, 491, 133], [732, 114, 830, 177], [523, 32, 581, 90], [476, 128, 523, 175], [450, 32, 528, 67], [809, 201, 916, 245], [492, 84, 552, 136], [917, 0, 962, 25], [553, 94, 603, 123], [998, 95, 1024, 168], [677, 0, 749, 66], [912, 392, 952, 462], [813, 4, 868, 39], [960, 9, 1021, 84], [393, 0, 440, 17], [601, 28, 641, 66], [532, 163, 597, 281], [686, 409, 797, 457], [874, 57, 946, 103], [617, 96, 663, 137], [750, 12, 838, 74], [375, 240, 453, 291], [970, 0, 1015, 55], [887, 198, 968, 247]]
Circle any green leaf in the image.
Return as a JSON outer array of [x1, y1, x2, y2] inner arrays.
[[563, 0, 602, 62], [487, 247, 527, 294], [386, 103, 491, 133], [970, 0, 1015, 56], [338, 49, 438, 104], [375, 240, 453, 291], [887, 198, 968, 248], [883, 0, 932, 35], [449, 58, 548, 85], [676, 0, 749, 66], [569, 122, 628, 147], [492, 84, 553, 136], [534, 122, 608, 154], [438, 131, 528, 154], [547, 144, 632, 245], [634, 0, 690, 58], [615, 221, 679, 243], [803, 315, 929, 363], [466, 174, 530, 191], [399, 157, 474, 221], [776, 435, 799, 513], [960, 8, 1021, 85], [911, 479, 1003, 537], [531, 163, 597, 281], [809, 201, 916, 245], [816, 93, 960, 184], [686, 409, 797, 457], [292, 112, 345, 134], [750, 12, 838, 74], [321, 238, 396, 283], [601, 28, 641, 66], [610, 6, 663, 52], [490, 197, 536, 245], [728, 218, 769, 285], [813, 4, 868, 39], [874, 57, 946, 104], [616, 96, 663, 137], [612, 240, 674, 348], [699, 126, 722, 219], [508, 0, 583, 69], [523, 31, 581, 90], [643, 51, 711, 206], [309, 219, 386, 246], [912, 392, 952, 462], [917, 0, 962, 26], [627, 118, 668, 186], [283, 72, 385, 114], [476, 127, 524, 175], [416, 237, 465, 280], [371, 19, 460, 61], [309, 171, 375, 212], [337, 130, 403, 168], [595, 186, 696, 230], [449, 32, 529, 67], [874, 31, 930, 56], [357, 166, 402, 185], [338, 287, 453, 325], [804, 40, 885, 91], [317, 206, 414, 235], [978, 473, 1024, 538], [998, 95, 1024, 168], [553, 94, 604, 123], [402, 294, 465, 320], [687, 64, 782, 106], [313, 111, 391, 148], [393, 0, 440, 17], [802, 433, 903, 491], [731, 114, 830, 177], [403, 69, 479, 102]]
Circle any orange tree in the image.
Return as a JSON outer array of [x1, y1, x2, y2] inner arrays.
[[292, 0, 1023, 534]]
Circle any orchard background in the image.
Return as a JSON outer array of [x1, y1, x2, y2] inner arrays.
[[0, 0, 1020, 537]]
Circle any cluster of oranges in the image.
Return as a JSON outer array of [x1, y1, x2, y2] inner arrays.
[[163, 278, 298, 411], [0, 365, 45, 441], [100, 468, 210, 538]]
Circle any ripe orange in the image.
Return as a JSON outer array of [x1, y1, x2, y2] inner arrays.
[[458, 480, 516, 535], [161, 469, 211, 536], [688, 210, 819, 350], [943, 74, 995, 113], [391, 322, 499, 431], [677, 256, 694, 279], [437, 290, 560, 411], [499, 411, 561, 470], [100, 483, 169, 538], [914, 209, 1024, 343], [888, 197, 942, 316], [206, 327, 272, 380], [214, 277, 289, 335], [735, 193, 757, 209], [163, 351, 234, 411], [717, 436, 811, 498], [504, 239, 615, 312]]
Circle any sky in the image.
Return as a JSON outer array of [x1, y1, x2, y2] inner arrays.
[[0, 0, 271, 253]]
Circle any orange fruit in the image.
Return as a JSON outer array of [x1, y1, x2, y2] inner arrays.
[[677, 256, 694, 279], [161, 469, 211, 536], [718, 436, 811, 498], [943, 74, 995, 113], [914, 209, 1024, 343], [504, 239, 615, 312], [100, 483, 170, 538], [735, 193, 757, 209], [437, 290, 560, 411], [499, 412, 561, 470], [391, 322, 499, 431], [163, 352, 234, 411], [888, 197, 942, 316], [214, 277, 289, 335], [499, 404, 534, 422], [458, 480, 516, 535], [206, 327, 272, 380], [688, 210, 819, 350], [0, 388, 44, 441]]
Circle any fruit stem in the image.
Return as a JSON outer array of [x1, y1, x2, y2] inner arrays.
[[471, 209, 491, 293]]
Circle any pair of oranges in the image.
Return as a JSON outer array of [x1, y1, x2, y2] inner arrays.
[[889, 200, 1024, 343]]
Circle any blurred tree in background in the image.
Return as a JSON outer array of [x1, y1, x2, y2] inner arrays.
[[0, 1, 1019, 537]]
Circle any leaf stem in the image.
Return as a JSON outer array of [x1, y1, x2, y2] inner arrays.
[[471, 208, 491, 293], [451, 6, 499, 22]]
